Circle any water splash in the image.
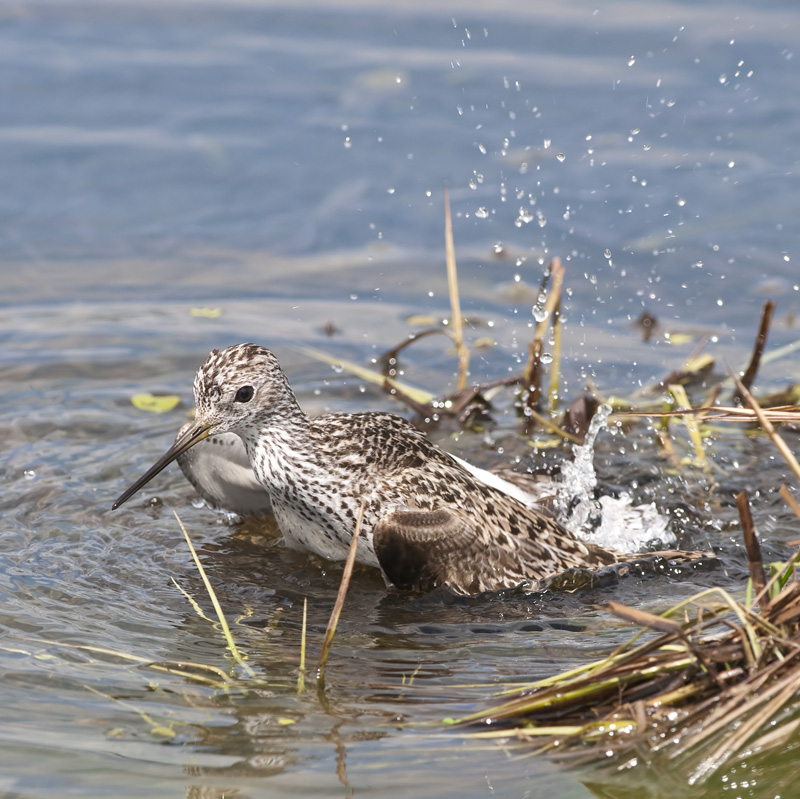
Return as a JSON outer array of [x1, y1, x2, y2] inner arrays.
[[555, 404, 674, 551]]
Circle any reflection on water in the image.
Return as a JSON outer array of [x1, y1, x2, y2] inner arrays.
[[2, 0, 800, 797]]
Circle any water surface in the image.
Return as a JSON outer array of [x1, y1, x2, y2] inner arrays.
[[2, 1, 800, 797]]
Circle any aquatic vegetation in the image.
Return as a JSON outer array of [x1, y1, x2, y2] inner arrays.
[[454, 510, 800, 787]]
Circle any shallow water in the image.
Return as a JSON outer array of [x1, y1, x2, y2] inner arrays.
[[2, 1, 800, 797]]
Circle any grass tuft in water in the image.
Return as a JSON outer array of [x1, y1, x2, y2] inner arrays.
[[452, 469, 800, 785]]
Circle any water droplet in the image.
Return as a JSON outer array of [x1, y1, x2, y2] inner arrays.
[[604, 248, 612, 259], [537, 212, 547, 228], [540, 353, 553, 364], [343, 136, 352, 148], [478, 143, 487, 154], [331, 364, 344, 374], [532, 302, 548, 322], [556, 152, 565, 162], [24, 470, 35, 480], [475, 207, 489, 218], [468, 179, 477, 190], [350, 293, 358, 300], [515, 207, 534, 227], [628, 56, 636, 67], [677, 197, 686, 207], [543, 138, 551, 149], [386, 187, 395, 194]]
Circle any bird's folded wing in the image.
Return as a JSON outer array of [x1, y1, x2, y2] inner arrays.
[[373, 507, 527, 594]]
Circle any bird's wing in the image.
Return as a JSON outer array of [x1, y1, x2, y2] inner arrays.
[[372, 507, 534, 594]]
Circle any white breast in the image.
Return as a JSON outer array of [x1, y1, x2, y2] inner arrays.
[[271, 496, 381, 568]]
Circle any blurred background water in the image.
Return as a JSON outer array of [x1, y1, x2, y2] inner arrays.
[[1, 1, 800, 797]]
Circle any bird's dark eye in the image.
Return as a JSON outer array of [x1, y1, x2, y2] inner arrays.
[[234, 385, 254, 403]]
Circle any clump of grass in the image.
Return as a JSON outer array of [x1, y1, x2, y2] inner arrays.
[[453, 519, 800, 783]]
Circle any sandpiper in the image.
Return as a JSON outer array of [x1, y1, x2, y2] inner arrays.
[[113, 343, 630, 594]]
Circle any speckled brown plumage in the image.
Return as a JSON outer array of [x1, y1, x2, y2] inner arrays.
[[114, 343, 623, 594]]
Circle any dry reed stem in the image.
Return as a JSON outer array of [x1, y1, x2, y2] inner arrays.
[[299, 345, 435, 406], [618, 404, 800, 424], [736, 491, 768, 612], [523, 258, 565, 414], [525, 406, 583, 444], [443, 186, 469, 390], [668, 383, 710, 471], [547, 299, 563, 413], [316, 500, 366, 684], [780, 484, 800, 521], [298, 597, 307, 694], [729, 369, 800, 482]]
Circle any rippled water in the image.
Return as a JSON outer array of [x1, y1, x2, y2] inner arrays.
[[2, 2, 800, 797]]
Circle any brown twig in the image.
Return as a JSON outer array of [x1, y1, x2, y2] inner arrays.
[[780, 484, 800, 522], [379, 327, 458, 368], [522, 258, 565, 415], [382, 378, 437, 418], [316, 500, 366, 686], [733, 299, 775, 404], [736, 491, 768, 613]]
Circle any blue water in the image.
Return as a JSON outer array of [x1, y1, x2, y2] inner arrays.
[[1, 2, 800, 797]]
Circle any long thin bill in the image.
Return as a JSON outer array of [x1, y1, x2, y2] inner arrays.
[[112, 421, 212, 510]]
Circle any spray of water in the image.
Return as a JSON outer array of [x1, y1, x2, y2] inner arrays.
[[555, 404, 674, 552]]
